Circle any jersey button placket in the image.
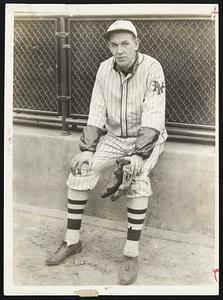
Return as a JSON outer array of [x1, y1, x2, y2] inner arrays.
[[122, 81, 127, 137]]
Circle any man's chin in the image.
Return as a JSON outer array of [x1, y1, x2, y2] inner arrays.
[[116, 61, 129, 70]]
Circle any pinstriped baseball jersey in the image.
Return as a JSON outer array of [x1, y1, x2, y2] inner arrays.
[[87, 52, 167, 141]]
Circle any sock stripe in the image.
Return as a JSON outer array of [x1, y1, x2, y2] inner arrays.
[[68, 198, 87, 205], [127, 229, 142, 241], [128, 223, 144, 230], [68, 208, 84, 214], [127, 207, 147, 214], [68, 203, 86, 210], [128, 212, 146, 219], [128, 217, 144, 224], [67, 218, 82, 230], [67, 213, 83, 220]]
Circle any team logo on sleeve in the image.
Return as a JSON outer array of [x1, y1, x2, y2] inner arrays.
[[152, 81, 165, 95]]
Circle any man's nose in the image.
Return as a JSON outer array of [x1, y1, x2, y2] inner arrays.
[[117, 44, 124, 54]]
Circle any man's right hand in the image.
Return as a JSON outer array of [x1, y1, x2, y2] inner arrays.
[[70, 151, 94, 175]]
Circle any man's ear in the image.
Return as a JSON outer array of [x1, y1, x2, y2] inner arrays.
[[135, 38, 139, 50]]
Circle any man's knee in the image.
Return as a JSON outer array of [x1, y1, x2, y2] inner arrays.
[[66, 166, 99, 192], [74, 163, 90, 175], [68, 163, 92, 180], [127, 174, 152, 198]]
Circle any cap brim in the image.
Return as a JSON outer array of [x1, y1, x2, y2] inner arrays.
[[103, 29, 137, 40]]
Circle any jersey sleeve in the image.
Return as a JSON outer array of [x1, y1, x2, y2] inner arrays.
[[79, 65, 107, 152], [141, 61, 166, 132], [87, 66, 107, 129], [79, 125, 104, 152], [134, 61, 166, 159], [134, 127, 160, 159]]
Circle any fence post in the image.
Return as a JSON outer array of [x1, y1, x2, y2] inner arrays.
[[56, 17, 71, 135]]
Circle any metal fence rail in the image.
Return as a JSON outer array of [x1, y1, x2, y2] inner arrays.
[[13, 16, 216, 141]]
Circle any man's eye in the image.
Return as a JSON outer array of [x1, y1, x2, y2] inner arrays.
[[122, 42, 128, 47]]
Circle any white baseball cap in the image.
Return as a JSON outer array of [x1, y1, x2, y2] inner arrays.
[[104, 20, 137, 39]]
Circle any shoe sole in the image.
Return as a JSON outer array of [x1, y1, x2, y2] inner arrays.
[[119, 272, 137, 285], [119, 277, 136, 285], [45, 243, 82, 266]]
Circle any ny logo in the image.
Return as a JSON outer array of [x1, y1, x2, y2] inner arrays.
[[152, 81, 165, 95]]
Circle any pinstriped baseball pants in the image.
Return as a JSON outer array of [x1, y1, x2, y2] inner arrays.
[[66, 132, 164, 198]]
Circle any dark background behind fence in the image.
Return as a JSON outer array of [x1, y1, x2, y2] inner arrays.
[[13, 16, 215, 127], [13, 18, 58, 112]]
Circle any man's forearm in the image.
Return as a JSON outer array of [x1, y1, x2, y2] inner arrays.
[[134, 127, 160, 159], [79, 125, 104, 152]]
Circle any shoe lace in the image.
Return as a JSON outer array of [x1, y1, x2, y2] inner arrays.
[[125, 257, 134, 271], [55, 241, 67, 255]]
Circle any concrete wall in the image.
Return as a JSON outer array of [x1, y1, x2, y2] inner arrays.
[[13, 124, 215, 236]]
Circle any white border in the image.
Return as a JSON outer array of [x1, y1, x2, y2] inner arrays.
[[214, 4, 219, 279], [3, 285, 220, 296], [7, 3, 215, 17], [4, 3, 219, 296], [4, 4, 14, 296]]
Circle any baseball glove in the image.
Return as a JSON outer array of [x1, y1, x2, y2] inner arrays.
[[101, 158, 134, 201]]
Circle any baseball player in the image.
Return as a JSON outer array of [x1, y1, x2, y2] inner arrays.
[[46, 20, 168, 285]]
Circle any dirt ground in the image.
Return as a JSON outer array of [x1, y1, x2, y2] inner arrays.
[[13, 208, 216, 287]]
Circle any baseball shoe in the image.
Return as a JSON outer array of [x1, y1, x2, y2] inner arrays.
[[118, 256, 138, 285], [45, 240, 82, 265]]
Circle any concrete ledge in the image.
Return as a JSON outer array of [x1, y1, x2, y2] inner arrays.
[[13, 124, 215, 236]]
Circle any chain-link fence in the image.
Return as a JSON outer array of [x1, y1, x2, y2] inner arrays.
[[13, 16, 215, 127], [69, 18, 215, 126], [13, 18, 58, 113]]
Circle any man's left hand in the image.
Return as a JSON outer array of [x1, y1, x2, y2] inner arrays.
[[127, 154, 143, 177]]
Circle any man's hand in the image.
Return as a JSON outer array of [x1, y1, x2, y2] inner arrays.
[[70, 151, 93, 175], [127, 154, 143, 177]]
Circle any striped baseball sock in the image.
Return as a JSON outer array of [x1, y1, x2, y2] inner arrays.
[[124, 197, 148, 257], [65, 188, 88, 246]]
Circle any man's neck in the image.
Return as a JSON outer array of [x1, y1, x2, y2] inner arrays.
[[115, 53, 138, 75], [119, 55, 136, 72]]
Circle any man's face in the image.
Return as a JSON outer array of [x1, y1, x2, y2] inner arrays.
[[108, 31, 139, 71]]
